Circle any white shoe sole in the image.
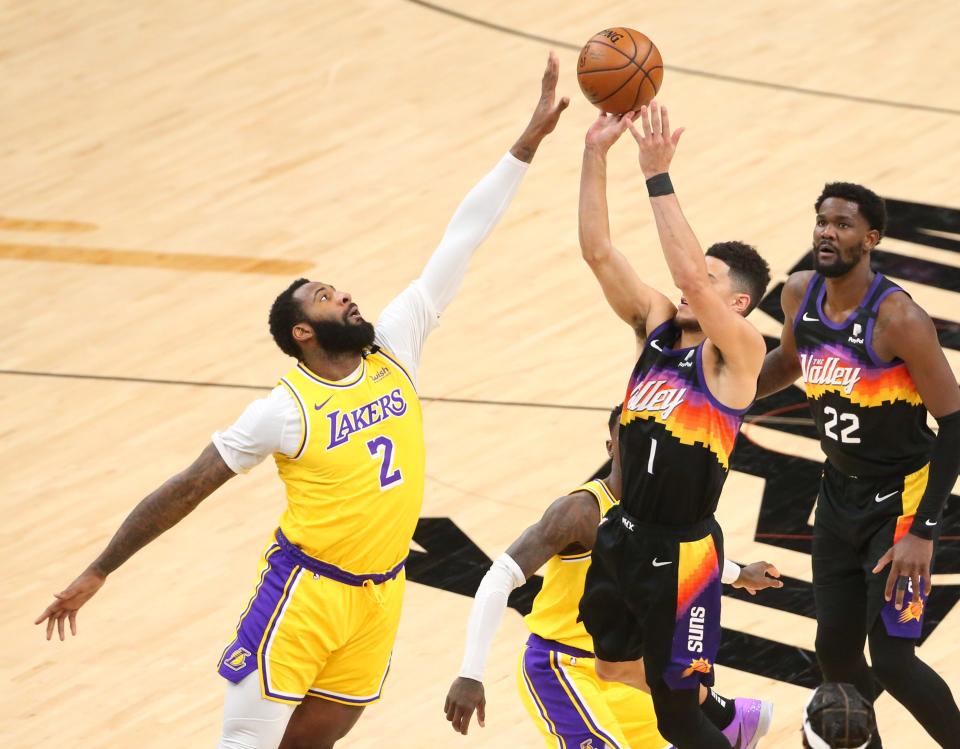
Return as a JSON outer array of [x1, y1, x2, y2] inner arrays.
[[745, 700, 774, 749]]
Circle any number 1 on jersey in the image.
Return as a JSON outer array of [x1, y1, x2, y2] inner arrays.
[[367, 436, 403, 490], [648, 437, 657, 474]]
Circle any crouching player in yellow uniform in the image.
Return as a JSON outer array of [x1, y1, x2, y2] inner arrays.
[[444, 406, 782, 748], [35, 54, 570, 749]]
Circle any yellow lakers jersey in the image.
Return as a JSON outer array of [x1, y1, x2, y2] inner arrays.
[[273, 348, 424, 574], [524, 479, 618, 651]]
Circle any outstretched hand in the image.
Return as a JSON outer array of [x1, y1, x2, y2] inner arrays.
[[625, 101, 684, 178], [511, 51, 570, 162], [732, 561, 784, 596], [34, 568, 106, 641], [584, 110, 637, 153]]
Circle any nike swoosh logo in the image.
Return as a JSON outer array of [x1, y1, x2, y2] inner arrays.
[[802, 313, 819, 322], [652, 558, 671, 567], [926, 519, 938, 526], [874, 491, 899, 502], [650, 339, 662, 351], [314, 396, 333, 411]]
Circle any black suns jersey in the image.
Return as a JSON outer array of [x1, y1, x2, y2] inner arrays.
[[619, 320, 749, 525], [794, 272, 934, 478]]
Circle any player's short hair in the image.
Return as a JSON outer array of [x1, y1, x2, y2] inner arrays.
[[608, 403, 623, 434], [705, 241, 771, 315], [815, 182, 887, 237], [269, 278, 311, 358], [802, 682, 876, 748]]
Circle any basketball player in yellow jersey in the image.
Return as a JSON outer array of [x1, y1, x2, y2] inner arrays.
[[35, 53, 570, 749], [443, 406, 781, 748]]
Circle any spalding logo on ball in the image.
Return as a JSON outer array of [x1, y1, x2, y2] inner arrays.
[[577, 28, 663, 114]]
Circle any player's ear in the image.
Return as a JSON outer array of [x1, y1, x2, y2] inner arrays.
[[292, 323, 314, 345], [864, 229, 881, 251], [606, 438, 613, 458], [732, 292, 751, 315]]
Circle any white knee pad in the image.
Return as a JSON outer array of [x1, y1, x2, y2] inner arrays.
[[217, 673, 296, 749]]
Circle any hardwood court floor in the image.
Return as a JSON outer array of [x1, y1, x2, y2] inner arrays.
[[2, 1, 959, 746]]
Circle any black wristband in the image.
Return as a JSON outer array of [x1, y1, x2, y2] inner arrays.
[[909, 408, 960, 539], [645, 172, 674, 197]]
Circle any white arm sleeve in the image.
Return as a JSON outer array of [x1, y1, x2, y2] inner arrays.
[[458, 553, 527, 681], [211, 386, 303, 474], [721, 558, 742, 585], [374, 152, 530, 380]]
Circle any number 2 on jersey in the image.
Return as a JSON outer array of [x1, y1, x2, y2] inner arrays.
[[367, 436, 403, 489], [823, 406, 861, 444]]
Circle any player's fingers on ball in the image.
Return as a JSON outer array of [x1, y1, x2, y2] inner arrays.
[[68, 611, 77, 636], [45, 616, 55, 640], [640, 106, 652, 137], [57, 613, 65, 641]]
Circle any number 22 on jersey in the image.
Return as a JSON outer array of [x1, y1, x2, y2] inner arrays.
[[823, 406, 861, 444]]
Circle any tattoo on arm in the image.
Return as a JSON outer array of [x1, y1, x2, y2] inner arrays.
[[506, 493, 601, 577], [89, 443, 235, 576], [510, 141, 537, 163]]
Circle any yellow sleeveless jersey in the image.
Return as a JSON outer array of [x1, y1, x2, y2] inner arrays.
[[273, 348, 424, 574], [524, 479, 618, 652]]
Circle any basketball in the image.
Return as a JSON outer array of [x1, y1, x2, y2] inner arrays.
[[577, 28, 663, 114]]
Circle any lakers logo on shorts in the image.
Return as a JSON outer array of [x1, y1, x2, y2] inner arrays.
[[224, 647, 252, 671]]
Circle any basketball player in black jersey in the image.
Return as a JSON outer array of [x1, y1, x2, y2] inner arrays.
[[576, 102, 772, 749], [759, 182, 960, 747]]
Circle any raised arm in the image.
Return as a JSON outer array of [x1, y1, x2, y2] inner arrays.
[[35, 443, 235, 640], [444, 491, 600, 736], [757, 272, 811, 398], [579, 112, 675, 345], [376, 52, 568, 380], [626, 103, 765, 374]]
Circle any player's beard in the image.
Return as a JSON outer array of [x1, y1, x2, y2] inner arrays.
[[309, 317, 376, 354], [812, 241, 864, 278]]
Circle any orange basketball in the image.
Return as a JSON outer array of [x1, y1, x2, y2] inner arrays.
[[577, 28, 664, 114]]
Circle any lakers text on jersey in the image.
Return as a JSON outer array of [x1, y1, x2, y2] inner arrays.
[[217, 346, 423, 704]]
